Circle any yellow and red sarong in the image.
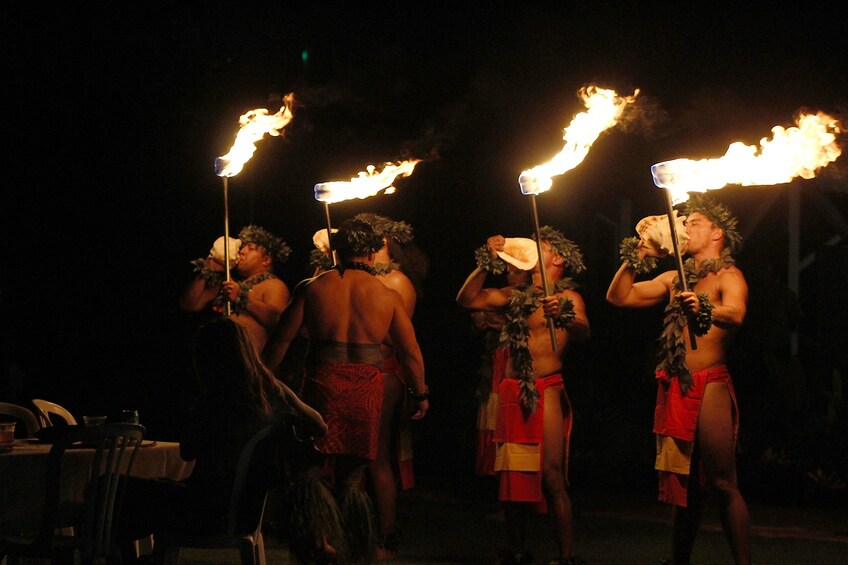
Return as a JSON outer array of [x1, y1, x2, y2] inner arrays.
[[475, 347, 509, 476], [654, 364, 739, 506], [493, 374, 572, 511]]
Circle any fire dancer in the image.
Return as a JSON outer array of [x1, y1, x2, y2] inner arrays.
[[456, 228, 589, 565], [180, 225, 292, 352], [606, 194, 751, 565], [264, 218, 428, 564]]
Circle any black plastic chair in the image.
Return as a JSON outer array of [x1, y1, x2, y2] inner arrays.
[[151, 425, 278, 565], [0, 423, 145, 565]]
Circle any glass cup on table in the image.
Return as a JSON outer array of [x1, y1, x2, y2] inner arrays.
[[117, 410, 140, 425], [83, 415, 107, 427], [0, 421, 16, 450]]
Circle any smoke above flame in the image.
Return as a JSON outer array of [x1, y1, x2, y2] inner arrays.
[[314, 160, 421, 204], [215, 93, 295, 178], [519, 86, 639, 195], [652, 111, 843, 204]]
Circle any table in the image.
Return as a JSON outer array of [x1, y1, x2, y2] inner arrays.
[[0, 438, 195, 534]]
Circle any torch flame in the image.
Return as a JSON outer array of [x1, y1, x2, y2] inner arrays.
[[652, 112, 843, 204], [314, 160, 420, 204], [519, 86, 639, 195], [215, 93, 295, 178]]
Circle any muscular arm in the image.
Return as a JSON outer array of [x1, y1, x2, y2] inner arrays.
[[382, 271, 417, 317], [713, 269, 748, 328], [387, 293, 428, 419], [563, 290, 590, 342], [180, 257, 226, 312], [262, 292, 305, 374], [456, 267, 510, 310], [606, 263, 671, 308]]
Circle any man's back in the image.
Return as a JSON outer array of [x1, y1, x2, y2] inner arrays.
[[303, 269, 400, 345]]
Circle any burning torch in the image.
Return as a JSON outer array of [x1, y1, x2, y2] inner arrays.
[[519, 86, 639, 350], [214, 93, 295, 315], [313, 160, 420, 266]]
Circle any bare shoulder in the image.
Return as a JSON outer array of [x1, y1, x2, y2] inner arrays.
[[256, 276, 287, 290], [558, 287, 585, 303], [382, 270, 414, 291], [719, 265, 747, 282]]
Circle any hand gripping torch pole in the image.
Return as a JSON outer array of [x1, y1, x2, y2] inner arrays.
[[662, 188, 697, 350], [529, 194, 558, 351]]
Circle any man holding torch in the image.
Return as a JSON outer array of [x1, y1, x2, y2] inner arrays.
[[606, 194, 751, 565], [180, 224, 292, 352], [456, 227, 589, 565]]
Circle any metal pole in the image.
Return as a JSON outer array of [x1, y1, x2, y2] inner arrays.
[[529, 194, 558, 351], [663, 188, 697, 350], [324, 202, 337, 266], [222, 176, 232, 317]]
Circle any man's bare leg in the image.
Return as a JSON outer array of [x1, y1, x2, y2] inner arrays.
[[542, 387, 573, 560], [671, 500, 701, 565], [503, 501, 529, 560], [697, 382, 751, 565], [370, 372, 404, 559]]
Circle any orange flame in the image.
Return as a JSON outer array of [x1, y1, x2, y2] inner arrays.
[[215, 93, 295, 178], [519, 86, 639, 195], [652, 112, 843, 204], [314, 160, 420, 204]]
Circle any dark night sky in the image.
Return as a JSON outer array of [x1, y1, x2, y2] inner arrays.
[[4, 3, 847, 483]]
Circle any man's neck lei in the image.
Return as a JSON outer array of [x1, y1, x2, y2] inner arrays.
[[373, 261, 400, 276], [335, 261, 377, 276], [213, 271, 277, 315], [500, 278, 577, 414], [656, 248, 733, 393]]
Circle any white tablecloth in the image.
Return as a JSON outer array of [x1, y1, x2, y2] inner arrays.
[[0, 438, 194, 533]]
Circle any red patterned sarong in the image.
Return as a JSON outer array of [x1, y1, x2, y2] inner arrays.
[[475, 347, 509, 476], [493, 374, 572, 511], [304, 362, 383, 461], [654, 364, 738, 506]]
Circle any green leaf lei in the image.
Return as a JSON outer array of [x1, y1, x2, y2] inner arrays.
[[373, 261, 400, 275], [656, 248, 733, 393], [619, 237, 658, 274], [501, 279, 577, 414], [475, 245, 507, 275], [334, 261, 377, 276]]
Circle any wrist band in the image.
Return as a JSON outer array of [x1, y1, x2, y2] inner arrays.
[[692, 292, 714, 336], [552, 297, 576, 328], [475, 245, 507, 275], [407, 385, 430, 401], [191, 257, 225, 288], [619, 237, 657, 274], [231, 285, 250, 315]]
